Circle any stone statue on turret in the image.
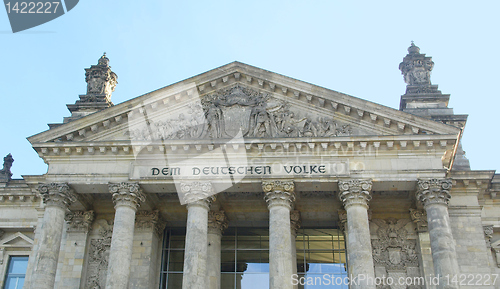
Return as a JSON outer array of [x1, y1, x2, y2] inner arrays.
[[62, 53, 118, 124], [0, 154, 14, 182]]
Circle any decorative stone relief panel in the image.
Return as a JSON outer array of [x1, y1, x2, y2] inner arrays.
[[483, 225, 493, 248], [86, 219, 113, 289], [371, 218, 421, 289], [409, 209, 427, 233], [371, 218, 418, 270], [65, 210, 94, 233], [491, 239, 500, 268], [127, 84, 353, 141], [135, 210, 166, 237]]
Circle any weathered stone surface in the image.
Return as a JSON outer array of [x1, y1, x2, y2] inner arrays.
[[130, 211, 163, 289], [417, 178, 460, 289], [31, 183, 75, 289], [182, 181, 215, 289], [105, 182, 145, 289], [290, 210, 301, 289], [207, 210, 227, 289], [263, 180, 295, 289], [339, 179, 375, 289]]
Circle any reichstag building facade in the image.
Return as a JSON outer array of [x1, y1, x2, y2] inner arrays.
[[0, 44, 499, 289]]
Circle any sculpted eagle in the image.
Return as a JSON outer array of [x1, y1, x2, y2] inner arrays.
[[371, 218, 418, 269]]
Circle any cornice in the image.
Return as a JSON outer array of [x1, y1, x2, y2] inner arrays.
[[31, 134, 457, 159], [0, 193, 38, 203]]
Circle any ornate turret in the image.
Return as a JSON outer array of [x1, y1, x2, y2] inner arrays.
[[0, 154, 14, 183], [399, 43, 470, 170], [398, 42, 453, 117], [62, 53, 118, 123]]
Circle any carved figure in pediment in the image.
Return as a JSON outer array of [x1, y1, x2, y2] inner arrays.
[[279, 111, 306, 137], [318, 117, 337, 137], [247, 96, 278, 137], [336, 124, 352, 136], [128, 84, 352, 140], [302, 119, 317, 137], [205, 103, 224, 138]]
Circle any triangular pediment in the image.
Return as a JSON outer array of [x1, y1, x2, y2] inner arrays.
[[0, 232, 34, 248], [28, 62, 460, 147]]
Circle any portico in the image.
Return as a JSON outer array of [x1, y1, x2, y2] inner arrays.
[[3, 45, 498, 289]]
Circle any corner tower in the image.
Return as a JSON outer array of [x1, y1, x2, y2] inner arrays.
[[399, 42, 470, 170], [63, 53, 118, 123]]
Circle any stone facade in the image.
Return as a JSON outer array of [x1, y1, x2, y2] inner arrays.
[[0, 44, 499, 289]]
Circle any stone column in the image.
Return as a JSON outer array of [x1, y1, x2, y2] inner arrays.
[[416, 179, 460, 289], [290, 210, 301, 289], [263, 180, 295, 289], [32, 183, 77, 289], [181, 182, 215, 289], [338, 179, 375, 289], [207, 210, 228, 289], [105, 182, 145, 289]]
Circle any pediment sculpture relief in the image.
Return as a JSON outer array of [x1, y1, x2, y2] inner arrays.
[[128, 84, 351, 141]]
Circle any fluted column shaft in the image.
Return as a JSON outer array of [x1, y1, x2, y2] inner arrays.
[[417, 179, 460, 289], [207, 210, 228, 289], [32, 183, 76, 289], [263, 180, 295, 289], [338, 179, 375, 289], [105, 182, 145, 289], [181, 182, 215, 289]]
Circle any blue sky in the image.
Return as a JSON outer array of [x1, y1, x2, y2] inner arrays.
[[1, 0, 499, 178]]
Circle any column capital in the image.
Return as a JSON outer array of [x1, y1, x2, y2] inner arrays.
[[416, 178, 452, 208], [108, 182, 145, 211], [338, 179, 372, 209], [136, 210, 166, 236], [179, 181, 215, 210], [37, 183, 77, 209], [180, 181, 216, 209], [263, 180, 295, 210], [290, 210, 301, 236], [65, 210, 94, 233], [208, 210, 228, 235]]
